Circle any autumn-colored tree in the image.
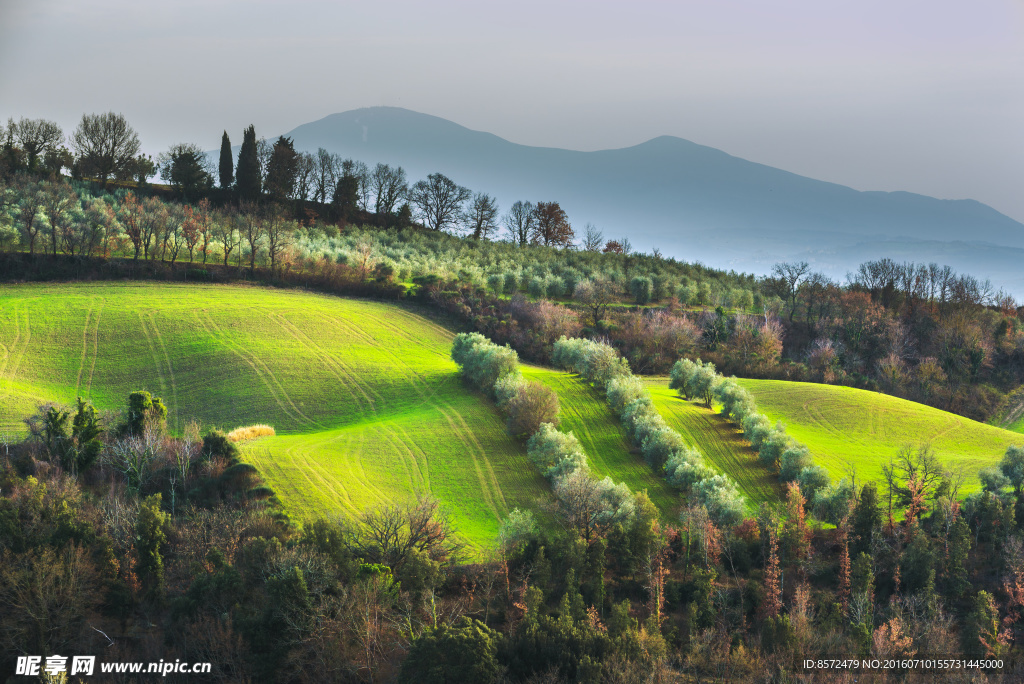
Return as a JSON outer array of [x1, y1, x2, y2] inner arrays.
[[530, 201, 574, 247], [602, 239, 624, 254], [838, 520, 851, 612], [872, 617, 915, 659], [761, 524, 782, 620], [783, 482, 811, 571]]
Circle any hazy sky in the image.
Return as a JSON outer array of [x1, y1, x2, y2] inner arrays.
[[2, 0, 1023, 221]]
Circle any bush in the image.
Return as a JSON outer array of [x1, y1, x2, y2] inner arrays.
[[629, 276, 653, 305], [669, 358, 698, 399], [399, 617, 500, 684], [486, 273, 504, 295], [757, 426, 790, 470], [692, 474, 745, 527], [503, 271, 520, 293], [677, 282, 697, 306], [528, 276, 546, 297], [493, 371, 526, 409], [779, 444, 812, 481], [552, 337, 630, 389], [451, 333, 519, 395], [506, 381, 560, 438], [606, 375, 647, 414], [714, 378, 755, 421], [527, 423, 587, 481], [796, 465, 831, 501], [203, 429, 239, 462], [741, 413, 772, 450], [639, 424, 683, 469], [227, 424, 276, 442], [811, 478, 854, 525], [545, 275, 566, 298]]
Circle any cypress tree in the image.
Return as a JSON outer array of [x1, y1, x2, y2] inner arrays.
[[236, 124, 260, 202], [218, 130, 234, 189]]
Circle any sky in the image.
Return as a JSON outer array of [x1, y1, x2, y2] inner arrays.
[[2, 0, 1023, 222]]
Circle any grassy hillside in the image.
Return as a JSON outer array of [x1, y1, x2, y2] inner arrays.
[[523, 367, 679, 515], [736, 379, 1024, 495], [0, 282, 551, 549]]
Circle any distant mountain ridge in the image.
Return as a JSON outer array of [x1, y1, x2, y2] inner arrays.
[[282, 106, 1024, 294]]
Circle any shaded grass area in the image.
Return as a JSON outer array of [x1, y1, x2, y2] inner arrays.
[[523, 366, 680, 517], [0, 282, 550, 551], [736, 378, 1024, 496]]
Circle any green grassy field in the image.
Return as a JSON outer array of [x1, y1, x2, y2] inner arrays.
[[0, 282, 552, 550], [732, 379, 1024, 495], [523, 367, 680, 515], [8, 281, 1018, 545]]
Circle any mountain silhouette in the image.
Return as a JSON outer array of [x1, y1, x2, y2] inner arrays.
[[283, 106, 1024, 293]]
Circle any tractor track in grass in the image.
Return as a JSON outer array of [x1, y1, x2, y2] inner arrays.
[[85, 299, 104, 399], [2, 301, 31, 400], [74, 299, 94, 398], [197, 310, 324, 430], [436, 404, 503, 521], [270, 311, 380, 414], [147, 312, 180, 431]]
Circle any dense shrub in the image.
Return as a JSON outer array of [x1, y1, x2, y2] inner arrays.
[[506, 381, 560, 438], [629, 276, 652, 305], [486, 273, 504, 295], [451, 332, 519, 396], [527, 423, 588, 481]]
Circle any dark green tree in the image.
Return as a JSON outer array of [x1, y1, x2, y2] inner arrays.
[[852, 483, 881, 555], [235, 125, 260, 202], [265, 135, 298, 200], [158, 143, 213, 201], [125, 390, 167, 436], [944, 517, 971, 597], [137, 494, 169, 602], [963, 590, 1002, 657], [332, 172, 359, 221], [70, 397, 103, 474], [218, 130, 234, 189], [399, 617, 500, 684], [629, 276, 653, 305]]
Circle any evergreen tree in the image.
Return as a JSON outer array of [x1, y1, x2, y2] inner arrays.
[[218, 130, 233, 189], [265, 135, 298, 200], [945, 517, 972, 597], [137, 494, 169, 602], [852, 482, 881, 555], [235, 125, 260, 202]]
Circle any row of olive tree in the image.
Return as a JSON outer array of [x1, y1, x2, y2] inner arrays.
[[552, 337, 746, 527], [451, 332, 637, 541], [669, 358, 855, 523]]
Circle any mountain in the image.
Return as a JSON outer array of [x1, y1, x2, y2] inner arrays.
[[283, 107, 1024, 293]]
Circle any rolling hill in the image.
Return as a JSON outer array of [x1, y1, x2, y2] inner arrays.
[[734, 379, 1024, 496], [5, 281, 1021, 546], [0, 282, 553, 549], [280, 106, 1024, 296]]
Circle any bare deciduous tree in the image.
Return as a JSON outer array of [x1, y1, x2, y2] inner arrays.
[[370, 163, 408, 219], [465, 192, 499, 240], [408, 172, 470, 232], [582, 222, 603, 252], [70, 112, 141, 187], [502, 200, 535, 247], [10, 117, 64, 170]]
